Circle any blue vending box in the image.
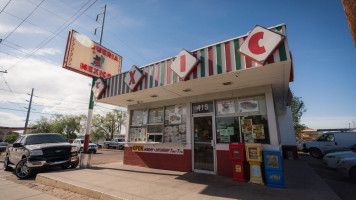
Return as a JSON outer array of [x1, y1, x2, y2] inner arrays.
[[263, 151, 284, 188]]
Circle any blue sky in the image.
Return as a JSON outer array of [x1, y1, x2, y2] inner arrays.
[[0, 0, 355, 129]]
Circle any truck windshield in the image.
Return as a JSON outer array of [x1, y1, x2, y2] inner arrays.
[[26, 134, 67, 145]]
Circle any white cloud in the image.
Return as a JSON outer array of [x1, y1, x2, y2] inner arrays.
[[0, 24, 49, 35], [19, 48, 62, 56], [0, 112, 26, 127], [301, 116, 356, 129]]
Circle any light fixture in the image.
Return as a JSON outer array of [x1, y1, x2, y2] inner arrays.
[[222, 82, 232, 86], [150, 94, 158, 98], [126, 99, 134, 102], [235, 73, 239, 78], [182, 88, 192, 92]]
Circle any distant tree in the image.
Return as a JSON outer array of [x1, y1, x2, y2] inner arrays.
[[291, 94, 307, 138], [29, 116, 52, 133], [91, 109, 127, 140], [5, 134, 17, 143]]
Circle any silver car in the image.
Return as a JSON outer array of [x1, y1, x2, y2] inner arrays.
[[337, 157, 356, 181]]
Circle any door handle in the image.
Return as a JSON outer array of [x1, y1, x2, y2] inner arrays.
[[211, 140, 215, 148]]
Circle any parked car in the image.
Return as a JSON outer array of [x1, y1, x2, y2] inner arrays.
[[323, 144, 356, 168], [303, 132, 356, 158], [3, 133, 79, 179], [103, 138, 125, 150], [337, 157, 356, 181], [0, 142, 9, 153], [73, 139, 98, 153]]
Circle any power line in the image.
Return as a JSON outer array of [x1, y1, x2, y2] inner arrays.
[[0, 74, 26, 112], [6, 0, 98, 71], [0, 0, 12, 15], [1, 0, 44, 42], [0, 106, 54, 116], [0, 88, 89, 105], [2, 10, 67, 40]]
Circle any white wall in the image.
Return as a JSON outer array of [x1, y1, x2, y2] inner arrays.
[[278, 106, 296, 146]]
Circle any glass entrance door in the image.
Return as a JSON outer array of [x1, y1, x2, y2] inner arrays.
[[193, 116, 215, 173]]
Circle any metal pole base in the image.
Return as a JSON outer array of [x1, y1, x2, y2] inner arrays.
[[80, 152, 92, 168]]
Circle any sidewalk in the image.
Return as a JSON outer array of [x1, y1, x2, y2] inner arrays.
[[35, 159, 341, 200]]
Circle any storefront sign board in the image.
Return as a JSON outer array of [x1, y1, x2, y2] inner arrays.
[[238, 25, 285, 65], [124, 65, 144, 91], [92, 77, 107, 99], [63, 30, 122, 78], [132, 145, 184, 155], [170, 49, 200, 80]]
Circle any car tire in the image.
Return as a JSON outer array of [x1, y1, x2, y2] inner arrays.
[[3, 155, 11, 171], [310, 148, 322, 159], [79, 147, 83, 152], [350, 167, 356, 182], [15, 159, 34, 179], [62, 159, 79, 169]]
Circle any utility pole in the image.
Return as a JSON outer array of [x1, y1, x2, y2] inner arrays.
[[24, 88, 34, 134], [83, 4, 106, 153]]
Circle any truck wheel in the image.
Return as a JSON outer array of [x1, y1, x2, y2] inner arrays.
[[15, 159, 34, 179], [350, 167, 356, 182], [62, 159, 79, 169], [3, 155, 11, 171], [309, 148, 322, 159]]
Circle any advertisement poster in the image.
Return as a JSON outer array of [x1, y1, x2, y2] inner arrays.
[[244, 132, 254, 143], [217, 100, 235, 115], [175, 104, 186, 115], [251, 165, 261, 177], [169, 113, 181, 124], [238, 100, 259, 113], [248, 147, 258, 160], [266, 154, 279, 169], [227, 127, 234, 135], [252, 124, 265, 139], [241, 119, 252, 133]]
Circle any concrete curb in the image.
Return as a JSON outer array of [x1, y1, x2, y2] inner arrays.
[[36, 175, 124, 200]]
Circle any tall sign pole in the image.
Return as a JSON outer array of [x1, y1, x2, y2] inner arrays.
[[83, 4, 106, 152]]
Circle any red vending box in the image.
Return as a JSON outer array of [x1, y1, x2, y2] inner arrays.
[[229, 143, 246, 182]]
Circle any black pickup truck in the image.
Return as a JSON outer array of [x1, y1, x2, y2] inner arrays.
[[3, 133, 79, 179]]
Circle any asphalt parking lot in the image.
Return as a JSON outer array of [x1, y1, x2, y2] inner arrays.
[[299, 153, 356, 200]]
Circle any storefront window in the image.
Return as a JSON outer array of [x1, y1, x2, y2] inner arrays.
[[164, 104, 187, 143], [216, 117, 240, 143], [129, 109, 148, 142], [240, 115, 269, 144], [215, 96, 270, 144], [148, 108, 164, 124]]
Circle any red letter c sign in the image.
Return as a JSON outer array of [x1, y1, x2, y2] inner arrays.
[[248, 32, 266, 55]]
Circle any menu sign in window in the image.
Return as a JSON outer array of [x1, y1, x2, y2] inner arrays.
[[192, 101, 213, 114]]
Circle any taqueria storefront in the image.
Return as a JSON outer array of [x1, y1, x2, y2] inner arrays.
[[97, 23, 296, 177]]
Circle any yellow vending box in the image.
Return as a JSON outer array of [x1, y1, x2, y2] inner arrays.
[[245, 143, 264, 185]]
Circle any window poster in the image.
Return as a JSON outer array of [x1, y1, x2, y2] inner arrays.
[[227, 127, 234, 135], [175, 104, 186, 115], [248, 147, 258, 160], [164, 125, 183, 143], [251, 165, 261, 177], [130, 127, 147, 142], [217, 100, 235, 115], [238, 99, 259, 113], [252, 124, 265, 139], [169, 113, 181, 124], [266, 154, 279, 169], [241, 119, 252, 133]]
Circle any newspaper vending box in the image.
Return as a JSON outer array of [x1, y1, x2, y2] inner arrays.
[[229, 143, 246, 182]]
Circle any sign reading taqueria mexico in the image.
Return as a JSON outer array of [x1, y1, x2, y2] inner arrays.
[[63, 30, 122, 78]]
